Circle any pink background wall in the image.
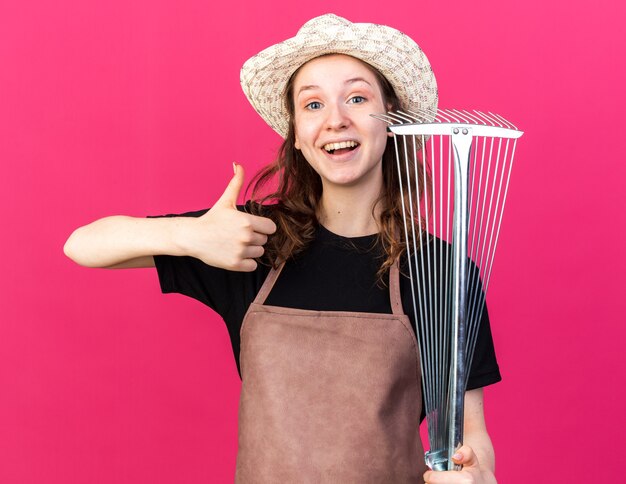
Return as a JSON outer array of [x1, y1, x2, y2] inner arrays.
[[2, 0, 624, 482]]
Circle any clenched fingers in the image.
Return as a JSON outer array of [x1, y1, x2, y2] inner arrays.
[[241, 244, 266, 260], [246, 231, 269, 247], [248, 213, 277, 235]]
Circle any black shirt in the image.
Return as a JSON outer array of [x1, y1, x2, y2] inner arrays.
[[152, 207, 501, 391]]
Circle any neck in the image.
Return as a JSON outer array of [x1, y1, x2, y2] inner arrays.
[[318, 184, 382, 237]]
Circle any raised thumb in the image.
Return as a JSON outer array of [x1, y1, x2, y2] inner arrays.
[[214, 163, 245, 208]]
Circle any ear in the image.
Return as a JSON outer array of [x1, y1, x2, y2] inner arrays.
[[294, 134, 301, 150]]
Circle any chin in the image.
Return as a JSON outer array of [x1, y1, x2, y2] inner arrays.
[[326, 174, 369, 188]]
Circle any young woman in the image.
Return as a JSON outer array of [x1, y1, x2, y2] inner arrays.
[[65, 14, 501, 483]]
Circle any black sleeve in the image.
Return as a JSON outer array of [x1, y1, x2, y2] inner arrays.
[[406, 239, 502, 391], [148, 208, 237, 314], [466, 303, 502, 390], [148, 207, 270, 374], [148, 207, 266, 315], [465, 255, 501, 390]]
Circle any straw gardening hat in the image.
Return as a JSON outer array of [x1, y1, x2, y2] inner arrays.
[[240, 13, 438, 138]]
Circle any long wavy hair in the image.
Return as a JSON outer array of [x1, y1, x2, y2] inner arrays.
[[248, 58, 429, 280]]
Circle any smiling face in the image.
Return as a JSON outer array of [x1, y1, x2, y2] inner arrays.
[[291, 54, 390, 192]]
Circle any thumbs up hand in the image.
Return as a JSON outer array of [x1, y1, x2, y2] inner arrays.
[[181, 163, 277, 271]]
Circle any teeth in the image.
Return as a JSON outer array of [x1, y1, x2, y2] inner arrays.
[[323, 140, 358, 152]]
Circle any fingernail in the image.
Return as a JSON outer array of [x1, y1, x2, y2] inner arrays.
[[452, 452, 462, 460], [232, 162, 237, 174]]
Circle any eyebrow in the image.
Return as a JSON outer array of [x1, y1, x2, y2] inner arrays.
[[296, 77, 373, 96]]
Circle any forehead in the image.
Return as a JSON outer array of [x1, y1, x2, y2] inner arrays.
[[292, 54, 382, 90]]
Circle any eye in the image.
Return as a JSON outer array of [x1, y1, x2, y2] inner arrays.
[[348, 95, 366, 104], [305, 101, 322, 110]]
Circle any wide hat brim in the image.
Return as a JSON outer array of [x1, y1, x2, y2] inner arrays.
[[240, 13, 438, 139]]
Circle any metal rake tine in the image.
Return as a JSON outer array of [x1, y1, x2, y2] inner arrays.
[[395, 110, 421, 123], [405, 107, 440, 123], [384, 112, 413, 124], [482, 111, 507, 128], [420, 107, 439, 121], [489, 112, 518, 130], [435, 109, 456, 123], [470, 110, 495, 126], [370, 113, 395, 125], [483, 111, 507, 128], [473, 110, 504, 128], [405, 109, 432, 123], [460, 110, 485, 125], [449, 109, 475, 124]]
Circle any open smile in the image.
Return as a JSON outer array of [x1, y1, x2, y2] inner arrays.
[[322, 140, 360, 155]]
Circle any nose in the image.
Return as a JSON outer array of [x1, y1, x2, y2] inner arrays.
[[324, 102, 350, 131]]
